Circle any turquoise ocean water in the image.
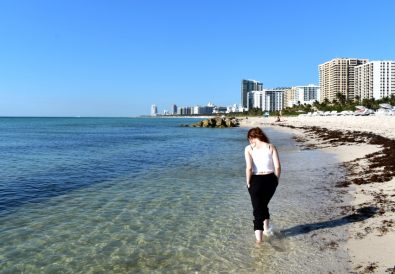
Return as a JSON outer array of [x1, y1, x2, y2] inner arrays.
[[0, 117, 350, 273]]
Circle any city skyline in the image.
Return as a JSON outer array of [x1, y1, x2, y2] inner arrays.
[[1, 1, 395, 117]]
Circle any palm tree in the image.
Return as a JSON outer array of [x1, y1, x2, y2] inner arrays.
[[335, 92, 346, 105]]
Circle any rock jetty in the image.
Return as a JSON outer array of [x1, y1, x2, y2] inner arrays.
[[186, 117, 240, 128]]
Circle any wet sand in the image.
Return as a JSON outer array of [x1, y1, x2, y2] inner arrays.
[[240, 116, 395, 274]]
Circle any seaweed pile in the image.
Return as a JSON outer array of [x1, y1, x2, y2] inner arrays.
[[278, 124, 395, 229], [279, 125, 395, 187]]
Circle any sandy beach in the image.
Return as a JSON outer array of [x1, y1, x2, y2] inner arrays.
[[240, 116, 395, 273]]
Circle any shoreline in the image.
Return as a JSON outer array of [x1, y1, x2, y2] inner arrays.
[[240, 116, 395, 273]]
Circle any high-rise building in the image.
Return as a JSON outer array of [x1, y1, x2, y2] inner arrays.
[[247, 89, 284, 112], [319, 58, 368, 102], [354, 61, 395, 100], [248, 91, 265, 110], [171, 104, 177, 115], [151, 104, 158, 116], [241, 79, 263, 108], [265, 90, 284, 112], [284, 85, 320, 107], [177, 107, 192, 115], [193, 105, 214, 115], [284, 88, 295, 107]]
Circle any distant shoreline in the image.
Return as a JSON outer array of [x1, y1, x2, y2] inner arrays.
[[0, 116, 210, 119], [140, 115, 215, 119]]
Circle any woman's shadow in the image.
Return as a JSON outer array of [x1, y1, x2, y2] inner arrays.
[[281, 206, 378, 237], [266, 206, 378, 252]]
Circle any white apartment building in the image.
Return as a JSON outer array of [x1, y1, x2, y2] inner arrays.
[[285, 84, 320, 107], [192, 105, 214, 115], [192, 102, 215, 115], [319, 58, 368, 102], [226, 104, 245, 113], [247, 90, 284, 112], [354, 61, 395, 100], [151, 104, 158, 116], [248, 90, 266, 110]]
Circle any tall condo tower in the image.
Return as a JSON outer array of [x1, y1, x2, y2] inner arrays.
[[319, 58, 368, 102], [241, 79, 263, 108], [171, 104, 178, 115], [151, 104, 158, 116], [354, 61, 395, 100]]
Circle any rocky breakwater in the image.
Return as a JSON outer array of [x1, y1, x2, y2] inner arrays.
[[185, 117, 240, 128]]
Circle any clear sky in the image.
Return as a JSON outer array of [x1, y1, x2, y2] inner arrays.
[[1, 0, 394, 117]]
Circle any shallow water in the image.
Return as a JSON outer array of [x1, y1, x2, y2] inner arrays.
[[0, 117, 350, 273]]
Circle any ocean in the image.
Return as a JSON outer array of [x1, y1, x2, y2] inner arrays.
[[0, 117, 350, 273]]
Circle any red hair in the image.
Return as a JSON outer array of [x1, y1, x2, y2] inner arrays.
[[247, 127, 270, 143]]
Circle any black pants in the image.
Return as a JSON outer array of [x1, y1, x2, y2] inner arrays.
[[248, 173, 278, 231]]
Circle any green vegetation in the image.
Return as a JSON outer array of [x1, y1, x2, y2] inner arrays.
[[226, 95, 395, 117], [282, 94, 395, 116], [226, 108, 265, 117]]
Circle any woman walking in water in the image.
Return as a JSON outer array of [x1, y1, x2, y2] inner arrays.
[[244, 127, 281, 243]]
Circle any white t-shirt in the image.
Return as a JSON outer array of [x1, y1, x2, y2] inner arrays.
[[250, 144, 275, 174]]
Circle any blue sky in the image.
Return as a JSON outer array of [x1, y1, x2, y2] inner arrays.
[[1, 0, 394, 116]]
